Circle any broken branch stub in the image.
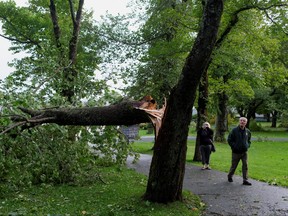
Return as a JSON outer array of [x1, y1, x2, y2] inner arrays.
[[136, 96, 166, 139]]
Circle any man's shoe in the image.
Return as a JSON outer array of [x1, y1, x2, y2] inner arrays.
[[243, 180, 252, 186], [228, 177, 233, 182]]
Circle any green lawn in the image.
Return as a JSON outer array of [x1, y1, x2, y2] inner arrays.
[[0, 165, 203, 215], [188, 141, 288, 187], [133, 139, 288, 188], [140, 124, 288, 139]]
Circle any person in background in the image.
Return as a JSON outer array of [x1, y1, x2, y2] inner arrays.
[[227, 117, 252, 186], [198, 122, 214, 170]]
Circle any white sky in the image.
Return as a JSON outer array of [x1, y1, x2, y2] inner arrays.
[[0, 0, 132, 80]]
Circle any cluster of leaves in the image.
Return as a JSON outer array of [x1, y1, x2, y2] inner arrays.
[[204, 0, 288, 127], [0, 85, 140, 195], [0, 124, 93, 196], [80, 125, 140, 166], [0, 120, 139, 197], [125, 0, 201, 102]]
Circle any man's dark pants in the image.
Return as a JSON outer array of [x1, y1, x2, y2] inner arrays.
[[228, 152, 248, 181]]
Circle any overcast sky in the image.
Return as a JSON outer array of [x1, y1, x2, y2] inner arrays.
[[0, 0, 131, 80]]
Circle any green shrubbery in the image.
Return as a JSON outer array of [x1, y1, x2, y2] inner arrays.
[[249, 119, 264, 131], [0, 124, 138, 197], [279, 114, 288, 128]]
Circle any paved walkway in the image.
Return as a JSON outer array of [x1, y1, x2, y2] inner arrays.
[[126, 154, 288, 216]]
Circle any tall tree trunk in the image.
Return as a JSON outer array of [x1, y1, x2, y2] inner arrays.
[[271, 110, 278, 128], [143, 0, 223, 203], [49, 0, 84, 103], [193, 69, 209, 162], [266, 113, 271, 122], [214, 72, 230, 142], [214, 91, 228, 142], [246, 99, 264, 128]]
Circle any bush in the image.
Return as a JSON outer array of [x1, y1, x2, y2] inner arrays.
[[1, 123, 141, 198], [249, 119, 263, 131], [279, 114, 288, 128], [0, 125, 94, 191]]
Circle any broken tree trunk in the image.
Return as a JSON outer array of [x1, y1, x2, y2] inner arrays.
[[143, 0, 224, 203], [1, 98, 160, 134]]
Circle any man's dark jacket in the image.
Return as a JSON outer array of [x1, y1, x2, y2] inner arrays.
[[227, 126, 251, 154]]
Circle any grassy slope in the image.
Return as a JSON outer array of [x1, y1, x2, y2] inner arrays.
[[0, 166, 204, 215]]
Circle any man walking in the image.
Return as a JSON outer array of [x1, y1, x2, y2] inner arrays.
[[227, 117, 252, 186]]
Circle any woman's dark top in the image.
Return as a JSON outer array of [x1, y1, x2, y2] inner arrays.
[[198, 127, 214, 145]]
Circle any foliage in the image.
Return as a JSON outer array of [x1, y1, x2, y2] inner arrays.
[[0, 0, 107, 103], [0, 125, 93, 195], [279, 114, 288, 127], [0, 166, 203, 215], [206, 0, 288, 137], [0, 99, 140, 192], [81, 125, 140, 166], [0, 0, 139, 193], [120, 0, 202, 102], [248, 119, 264, 131]]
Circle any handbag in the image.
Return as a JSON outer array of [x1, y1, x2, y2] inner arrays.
[[211, 143, 216, 152]]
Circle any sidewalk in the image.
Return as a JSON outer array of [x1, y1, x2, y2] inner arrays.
[[126, 154, 288, 216]]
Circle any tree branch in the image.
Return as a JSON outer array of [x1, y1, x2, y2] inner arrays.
[[68, 0, 84, 64], [1, 98, 161, 134], [49, 0, 63, 50], [0, 17, 42, 48]]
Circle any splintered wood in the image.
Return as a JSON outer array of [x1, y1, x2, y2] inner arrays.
[[136, 96, 166, 138]]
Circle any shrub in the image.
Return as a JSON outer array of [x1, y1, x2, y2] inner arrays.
[[0, 124, 137, 196], [249, 119, 263, 131]]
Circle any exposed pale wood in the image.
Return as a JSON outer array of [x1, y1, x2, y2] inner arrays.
[[137, 98, 166, 138]]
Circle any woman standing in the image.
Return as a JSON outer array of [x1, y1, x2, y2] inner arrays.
[[198, 122, 214, 170]]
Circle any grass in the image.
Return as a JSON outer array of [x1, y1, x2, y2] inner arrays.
[[0, 166, 204, 215], [188, 141, 288, 187], [140, 123, 288, 139]]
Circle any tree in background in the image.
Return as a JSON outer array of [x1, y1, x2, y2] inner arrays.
[[205, 0, 288, 140]]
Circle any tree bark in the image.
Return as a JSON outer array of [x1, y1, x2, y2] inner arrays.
[[271, 110, 278, 128], [3, 100, 151, 133], [193, 70, 209, 162], [214, 91, 228, 142], [143, 0, 223, 203]]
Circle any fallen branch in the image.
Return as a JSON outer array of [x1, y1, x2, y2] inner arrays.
[[1, 97, 156, 135]]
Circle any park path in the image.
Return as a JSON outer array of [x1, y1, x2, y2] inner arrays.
[[126, 154, 288, 216]]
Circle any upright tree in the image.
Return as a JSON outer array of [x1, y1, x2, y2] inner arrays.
[[143, 0, 223, 202]]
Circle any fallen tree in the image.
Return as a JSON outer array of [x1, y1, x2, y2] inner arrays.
[[1, 97, 161, 135], [1, 0, 224, 204]]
